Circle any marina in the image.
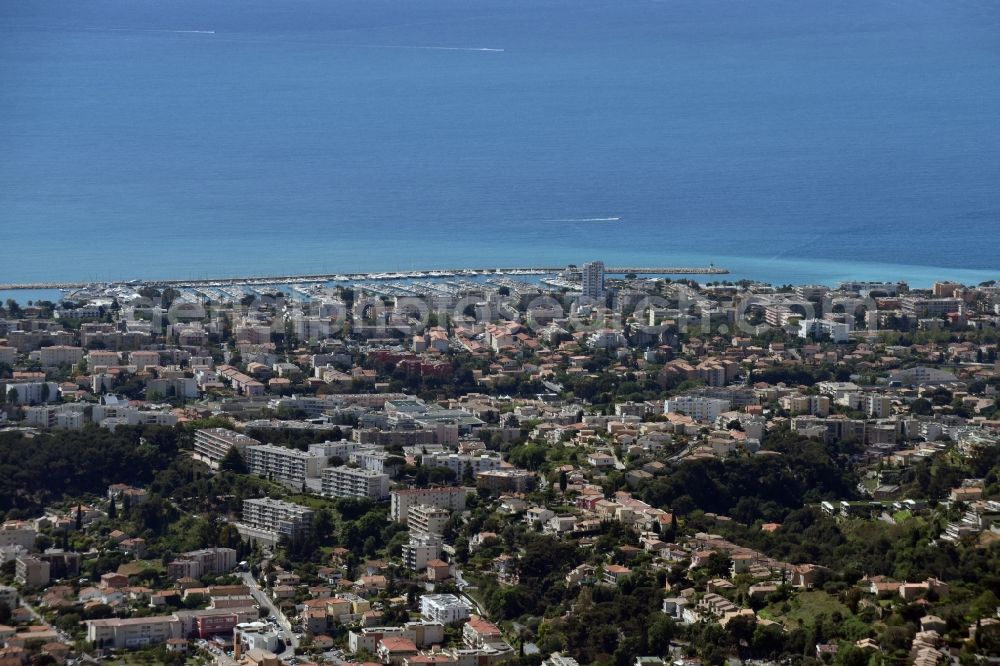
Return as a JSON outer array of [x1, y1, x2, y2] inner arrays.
[[0, 265, 728, 292]]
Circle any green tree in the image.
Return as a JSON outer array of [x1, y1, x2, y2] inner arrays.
[[508, 444, 547, 471], [664, 512, 678, 542], [751, 623, 785, 659], [220, 447, 249, 474], [835, 644, 870, 666], [647, 615, 675, 655]]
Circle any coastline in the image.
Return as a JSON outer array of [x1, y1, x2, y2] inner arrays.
[[1, 255, 996, 305]]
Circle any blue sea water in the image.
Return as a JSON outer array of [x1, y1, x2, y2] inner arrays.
[[1, 0, 999, 288]]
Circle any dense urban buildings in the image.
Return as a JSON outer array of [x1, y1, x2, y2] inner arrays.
[[0, 269, 999, 665]]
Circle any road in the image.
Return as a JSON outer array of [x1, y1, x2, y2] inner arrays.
[[238, 571, 298, 658], [19, 598, 75, 645], [610, 448, 627, 470], [668, 441, 698, 463], [453, 567, 472, 591], [451, 567, 489, 619]]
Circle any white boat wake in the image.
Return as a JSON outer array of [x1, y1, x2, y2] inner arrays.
[[338, 43, 503, 52], [1, 25, 216, 35], [546, 216, 621, 222], [2, 26, 509, 52], [103, 28, 215, 34]]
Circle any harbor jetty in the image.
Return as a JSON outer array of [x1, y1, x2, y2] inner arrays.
[[0, 265, 728, 291]]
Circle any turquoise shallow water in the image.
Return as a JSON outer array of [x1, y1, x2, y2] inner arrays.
[[1, 0, 999, 287]]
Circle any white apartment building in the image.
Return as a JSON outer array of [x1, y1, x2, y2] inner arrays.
[[402, 533, 443, 570], [0, 346, 16, 366], [420, 594, 472, 625], [779, 395, 830, 417], [23, 404, 87, 430], [845, 393, 893, 418], [764, 303, 804, 328], [38, 345, 85, 367], [422, 452, 503, 478], [798, 318, 852, 343], [795, 284, 829, 301], [175, 547, 237, 576], [664, 396, 731, 422], [348, 622, 446, 654], [587, 329, 627, 349], [147, 377, 199, 399], [390, 487, 468, 523], [129, 350, 162, 371], [2, 382, 59, 405], [817, 381, 861, 401], [91, 404, 178, 427], [308, 440, 369, 460], [580, 261, 606, 301], [193, 428, 261, 470], [887, 366, 960, 387], [837, 281, 905, 296], [189, 355, 214, 370], [476, 469, 537, 494], [407, 504, 451, 536], [902, 297, 963, 318], [85, 616, 182, 649], [87, 350, 122, 369], [290, 316, 333, 341], [321, 466, 390, 500], [57, 303, 104, 319], [235, 324, 272, 345], [92, 373, 115, 394], [245, 443, 328, 488], [543, 653, 582, 666], [350, 449, 398, 474], [238, 498, 313, 546], [0, 526, 37, 550], [235, 621, 282, 654], [15, 556, 50, 588]]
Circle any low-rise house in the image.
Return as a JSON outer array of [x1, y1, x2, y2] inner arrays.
[[463, 614, 503, 649], [587, 452, 616, 468], [427, 559, 451, 582], [565, 564, 596, 586], [378, 637, 419, 666], [603, 564, 632, 585]]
